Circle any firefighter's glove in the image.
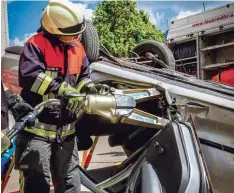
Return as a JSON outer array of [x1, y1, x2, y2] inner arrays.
[[82, 81, 111, 95], [58, 82, 85, 112], [7, 94, 34, 121]]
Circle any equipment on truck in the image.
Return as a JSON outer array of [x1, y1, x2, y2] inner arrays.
[[166, 3, 234, 86]]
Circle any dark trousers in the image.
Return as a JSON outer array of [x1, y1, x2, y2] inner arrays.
[[15, 134, 80, 193]]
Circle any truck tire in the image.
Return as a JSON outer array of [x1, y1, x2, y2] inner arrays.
[[81, 20, 100, 63], [131, 40, 175, 69]]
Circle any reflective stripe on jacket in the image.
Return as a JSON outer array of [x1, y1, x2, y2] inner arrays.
[[19, 32, 90, 141]]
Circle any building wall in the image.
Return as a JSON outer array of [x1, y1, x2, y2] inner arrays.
[[1, 1, 9, 57]]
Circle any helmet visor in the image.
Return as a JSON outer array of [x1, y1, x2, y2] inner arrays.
[[57, 20, 86, 35]]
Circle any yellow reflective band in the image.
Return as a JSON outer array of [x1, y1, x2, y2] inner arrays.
[[76, 74, 80, 82], [24, 127, 75, 138], [76, 78, 91, 92], [43, 94, 49, 102], [37, 76, 53, 95], [24, 127, 56, 138], [45, 70, 52, 77], [42, 71, 52, 101], [44, 71, 57, 101], [19, 171, 25, 193], [62, 128, 76, 137], [35, 122, 57, 131], [31, 73, 46, 93]]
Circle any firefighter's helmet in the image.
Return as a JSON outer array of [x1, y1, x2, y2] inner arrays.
[[41, 0, 86, 36]]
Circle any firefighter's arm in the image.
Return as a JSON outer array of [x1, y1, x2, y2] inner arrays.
[[19, 42, 63, 95], [19, 42, 83, 112], [76, 49, 110, 94]]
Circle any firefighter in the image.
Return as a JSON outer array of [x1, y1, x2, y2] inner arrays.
[[15, 0, 103, 192], [1, 82, 34, 153]]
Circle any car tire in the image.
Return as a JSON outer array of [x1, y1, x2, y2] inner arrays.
[[131, 40, 175, 69], [81, 20, 100, 63]]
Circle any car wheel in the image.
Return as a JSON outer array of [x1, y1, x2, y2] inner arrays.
[[131, 40, 175, 70], [81, 20, 100, 63]]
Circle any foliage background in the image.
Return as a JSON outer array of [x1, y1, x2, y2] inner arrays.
[[92, 0, 164, 57]]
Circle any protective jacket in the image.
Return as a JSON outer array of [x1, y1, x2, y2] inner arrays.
[[19, 31, 90, 142]]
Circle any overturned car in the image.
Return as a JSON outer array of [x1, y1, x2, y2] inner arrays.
[[1, 21, 234, 193]]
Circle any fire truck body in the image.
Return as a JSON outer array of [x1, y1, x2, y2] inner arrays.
[[166, 3, 234, 85]]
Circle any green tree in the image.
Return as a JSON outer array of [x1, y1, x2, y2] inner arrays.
[[93, 0, 164, 57]]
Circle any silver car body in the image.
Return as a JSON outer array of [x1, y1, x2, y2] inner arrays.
[[90, 61, 234, 193]]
